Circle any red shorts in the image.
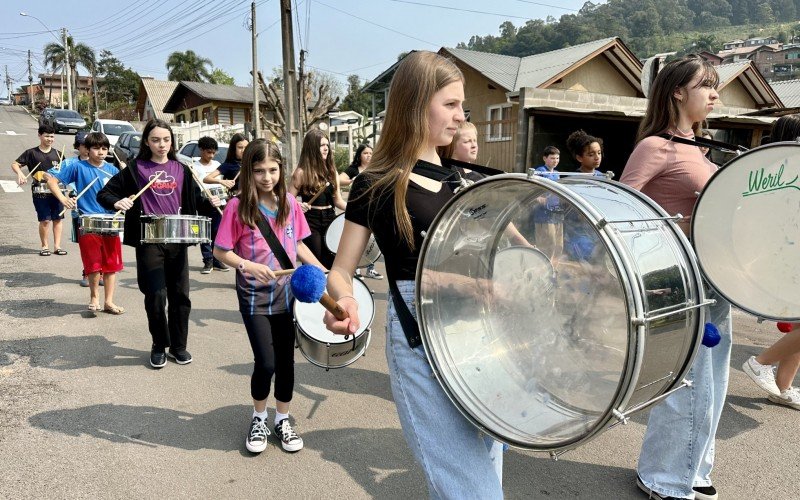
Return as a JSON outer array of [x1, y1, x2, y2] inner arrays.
[[78, 233, 123, 274]]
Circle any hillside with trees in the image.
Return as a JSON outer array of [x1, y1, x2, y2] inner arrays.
[[457, 0, 800, 58]]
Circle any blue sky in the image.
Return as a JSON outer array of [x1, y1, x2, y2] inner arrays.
[[0, 0, 599, 97]]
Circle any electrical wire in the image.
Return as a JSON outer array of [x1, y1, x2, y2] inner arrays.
[[384, 0, 533, 20]]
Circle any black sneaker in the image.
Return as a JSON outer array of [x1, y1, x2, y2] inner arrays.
[[636, 475, 680, 500], [274, 418, 303, 452], [213, 261, 230, 272], [693, 485, 718, 500], [150, 348, 167, 369], [245, 416, 269, 453], [167, 349, 193, 365], [201, 261, 213, 274]]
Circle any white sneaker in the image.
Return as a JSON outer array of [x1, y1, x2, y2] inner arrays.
[[245, 416, 269, 453], [742, 356, 780, 396], [768, 386, 800, 410], [274, 418, 303, 452], [366, 268, 383, 280]]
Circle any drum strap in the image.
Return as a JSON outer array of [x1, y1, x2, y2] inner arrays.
[[387, 273, 422, 349], [256, 216, 294, 272], [657, 133, 748, 154]]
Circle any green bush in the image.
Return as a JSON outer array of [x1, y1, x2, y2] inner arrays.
[[334, 145, 351, 173]]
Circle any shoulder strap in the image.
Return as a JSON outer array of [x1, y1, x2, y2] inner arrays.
[[256, 215, 294, 271], [385, 269, 422, 349], [657, 133, 747, 154]]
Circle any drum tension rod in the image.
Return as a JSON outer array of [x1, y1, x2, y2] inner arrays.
[[631, 299, 715, 326], [596, 214, 683, 229], [611, 379, 694, 426]]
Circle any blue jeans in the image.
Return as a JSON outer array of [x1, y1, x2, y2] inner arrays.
[[637, 288, 732, 498], [387, 281, 503, 500]]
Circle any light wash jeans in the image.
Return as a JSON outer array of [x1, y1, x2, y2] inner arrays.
[[387, 281, 503, 500], [637, 288, 732, 499]]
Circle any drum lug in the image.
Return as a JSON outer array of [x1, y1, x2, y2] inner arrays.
[[325, 342, 331, 372], [549, 450, 569, 461], [612, 409, 629, 425]]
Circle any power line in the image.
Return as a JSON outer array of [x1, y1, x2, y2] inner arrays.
[[514, 0, 579, 11], [314, 0, 439, 48], [384, 0, 534, 20]]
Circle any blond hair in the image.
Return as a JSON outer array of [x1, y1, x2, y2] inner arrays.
[[361, 51, 464, 248], [437, 121, 477, 160]]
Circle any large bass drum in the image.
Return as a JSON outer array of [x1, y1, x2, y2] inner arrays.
[[692, 142, 800, 321], [416, 173, 708, 453]]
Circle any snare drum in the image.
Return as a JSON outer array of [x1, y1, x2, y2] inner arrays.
[[140, 215, 211, 244], [32, 182, 68, 196], [693, 142, 800, 320], [417, 173, 707, 453], [294, 277, 374, 370], [325, 213, 381, 268], [80, 214, 125, 235]]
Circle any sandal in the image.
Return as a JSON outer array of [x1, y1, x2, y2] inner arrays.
[[87, 304, 100, 312], [54, 249, 68, 255], [103, 305, 125, 315], [39, 249, 51, 256]]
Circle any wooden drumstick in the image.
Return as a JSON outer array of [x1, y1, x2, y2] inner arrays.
[[307, 182, 330, 205], [58, 177, 99, 217], [111, 148, 124, 168], [113, 171, 163, 217], [186, 164, 224, 215], [23, 162, 42, 180]]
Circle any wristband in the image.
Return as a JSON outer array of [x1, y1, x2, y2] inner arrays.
[[337, 295, 356, 302]]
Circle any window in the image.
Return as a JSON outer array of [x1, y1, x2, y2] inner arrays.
[[486, 104, 512, 141], [190, 109, 198, 122]]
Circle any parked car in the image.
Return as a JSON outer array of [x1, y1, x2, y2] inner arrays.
[[90, 119, 136, 147], [112, 131, 142, 167], [38, 108, 56, 126], [46, 109, 87, 134], [177, 140, 229, 165]]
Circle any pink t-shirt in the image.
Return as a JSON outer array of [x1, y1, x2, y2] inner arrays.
[[215, 196, 311, 315], [620, 129, 718, 223]]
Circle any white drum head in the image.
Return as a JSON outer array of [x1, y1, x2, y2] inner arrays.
[[693, 143, 800, 320], [294, 277, 374, 343], [325, 213, 382, 268]]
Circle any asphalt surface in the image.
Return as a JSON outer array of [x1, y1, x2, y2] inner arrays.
[[0, 104, 797, 499]]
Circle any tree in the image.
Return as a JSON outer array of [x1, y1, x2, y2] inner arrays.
[[97, 50, 139, 106], [165, 50, 213, 82], [340, 74, 372, 117], [209, 68, 235, 85], [43, 35, 96, 111]]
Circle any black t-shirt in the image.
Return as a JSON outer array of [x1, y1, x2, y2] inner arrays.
[[343, 164, 360, 179], [345, 158, 483, 280], [16, 147, 61, 188], [301, 181, 335, 207]]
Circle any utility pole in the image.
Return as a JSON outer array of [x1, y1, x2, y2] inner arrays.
[[280, 0, 299, 172], [251, 1, 260, 140], [62, 27, 73, 110], [5, 65, 12, 101], [298, 49, 307, 133], [27, 50, 34, 112]]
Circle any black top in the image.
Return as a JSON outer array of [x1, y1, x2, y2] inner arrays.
[[16, 147, 61, 190], [343, 165, 360, 179], [301, 182, 335, 207], [218, 161, 241, 192], [96, 159, 211, 247], [345, 158, 483, 280]]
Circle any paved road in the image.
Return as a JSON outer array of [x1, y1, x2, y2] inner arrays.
[[0, 105, 797, 498]]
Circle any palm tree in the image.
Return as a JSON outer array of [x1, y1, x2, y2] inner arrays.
[[43, 36, 96, 112], [165, 50, 213, 82]]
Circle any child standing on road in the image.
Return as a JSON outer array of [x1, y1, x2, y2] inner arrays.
[[47, 132, 123, 314], [213, 139, 324, 454], [204, 133, 249, 271], [192, 136, 223, 274]]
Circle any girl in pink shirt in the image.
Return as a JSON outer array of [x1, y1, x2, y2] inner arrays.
[[621, 54, 730, 500], [213, 139, 324, 455]]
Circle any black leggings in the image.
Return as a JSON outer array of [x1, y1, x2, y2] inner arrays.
[[242, 313, 295, 402], [303, 208, 336, 269]]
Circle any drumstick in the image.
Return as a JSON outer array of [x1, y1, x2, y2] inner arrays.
[[232, 171, 241, 183], [23, 162, 42, 180], [58, 177, 99, 217], [113, 171, 163, 217], [111, 148, 124, 168], [306, 182, 330, 205], [186, 164, 224, 215]]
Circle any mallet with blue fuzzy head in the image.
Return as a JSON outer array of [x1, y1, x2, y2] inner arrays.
[[290, 265, 349, 330]]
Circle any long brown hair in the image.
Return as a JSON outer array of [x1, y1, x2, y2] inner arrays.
[[237, 139, 290, 228], [296, 128, 337, 197], [361, 51, 464, 248], [437, 121, 477, 160], [637, 54, 719, 143]]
